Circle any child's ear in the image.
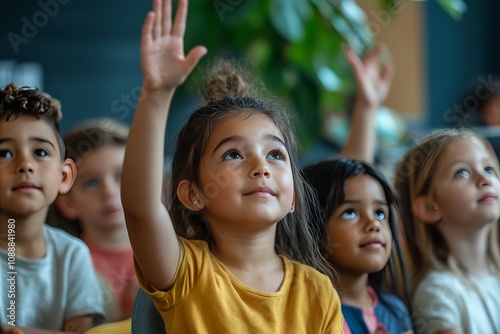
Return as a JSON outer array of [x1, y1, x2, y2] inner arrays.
[[177, 179, 203, 211], [58, 158, 77, 195], [412, 195, 441, 224], [54, 195, 79, 220]]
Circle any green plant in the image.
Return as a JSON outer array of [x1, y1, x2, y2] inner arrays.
[[184, 0, 466, 150]]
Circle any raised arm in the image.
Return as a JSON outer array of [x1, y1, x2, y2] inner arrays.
[[339, 44, 394, 163], [121, 0, 206, 291]]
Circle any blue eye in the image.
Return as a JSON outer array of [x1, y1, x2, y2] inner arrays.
[[85, 180, 98, 188], [0, 150, 12, 158], [456, 169, 470, 178], [341, 210, 357, 220], [485, 166, 495, 174], [374, 210, 386, 220], [34, 149, 48, 157], [222, 150, 242, 160], [267, 149, 286, 161]]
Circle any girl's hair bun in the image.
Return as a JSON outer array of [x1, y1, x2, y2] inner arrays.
[[203, 59, 251, 103]]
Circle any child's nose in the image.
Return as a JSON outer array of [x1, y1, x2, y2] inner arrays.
[[16, 154, 34, 174], [477, 171, 493, 187], [250, 157, 271, 178], [102, 179, 120, 197], [365, 217, 382, 232]]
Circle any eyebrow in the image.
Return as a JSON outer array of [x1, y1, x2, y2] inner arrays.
[[0, 137, 56, 150], [342, 199, 388, 206], [211, 134, 286, 156]]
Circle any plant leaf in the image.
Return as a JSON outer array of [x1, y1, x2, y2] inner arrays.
[[270, 0, 313, 41], [436, 0, 467, 20]]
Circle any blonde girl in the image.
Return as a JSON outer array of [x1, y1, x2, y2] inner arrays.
[[395, 128, 500, 334]]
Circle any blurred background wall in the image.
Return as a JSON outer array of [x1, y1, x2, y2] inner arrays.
[[1, 0, 500, 157]]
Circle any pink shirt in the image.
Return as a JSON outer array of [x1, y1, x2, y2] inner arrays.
[[342, 286, 390, 334], [83, 238, 137, 320]]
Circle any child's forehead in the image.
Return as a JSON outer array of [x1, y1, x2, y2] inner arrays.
[[73, 143, 126, 165], [437, 136, 496, 166], [0, 115, 61, 147], [215, 113, 282, 135], [1, 114, 54, 133]]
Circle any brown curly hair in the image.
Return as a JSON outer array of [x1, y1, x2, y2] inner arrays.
[[0, 82, 65, 160]]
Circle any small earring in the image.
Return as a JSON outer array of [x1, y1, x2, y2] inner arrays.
[[194, 200, 202, 210], [290, 205, 295, 213]]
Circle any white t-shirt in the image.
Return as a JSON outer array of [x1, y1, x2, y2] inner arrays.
[[0, 225, 105, 329], [412, 269, 500, 334]]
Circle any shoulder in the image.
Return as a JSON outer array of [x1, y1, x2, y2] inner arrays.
[[284, 258, 337, 296], [285, 258, 331, 282], [376, 290, 413, 328], [378, 291, 409, 311], [45, 225, 85, 246], [412, 270, 469, 312], [415, 270, 467, 295], [44, 225, 91, 258]]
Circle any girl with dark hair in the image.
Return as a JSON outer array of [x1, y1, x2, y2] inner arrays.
[[303, 158, 413, 334], [121, 0, 343, 332]]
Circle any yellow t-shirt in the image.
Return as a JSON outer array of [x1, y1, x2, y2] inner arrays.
[[136, 237, 343, 333], [84, 318, 131, 334]]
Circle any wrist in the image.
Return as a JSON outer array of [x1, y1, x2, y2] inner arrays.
[[354, 101, 378, 114]]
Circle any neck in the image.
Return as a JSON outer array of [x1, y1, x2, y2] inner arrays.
[[82, 225, 131, 250], [214, 227, 279, 270], [0, 211, 47, 258], [212, 225, 283, 292], [440, 222, 492, 275], [338, 271, 372, 308]]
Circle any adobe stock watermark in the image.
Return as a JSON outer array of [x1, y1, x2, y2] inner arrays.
[[442, 74, 500, 127], [213, 0, 243, 21], [7, 0, 71, 54], [110, 85, 143, 121], [5, 219, 17, 326], [363, 2, 404, 39]]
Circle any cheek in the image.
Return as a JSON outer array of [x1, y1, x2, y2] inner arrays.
[[325, 222, 347, 257]]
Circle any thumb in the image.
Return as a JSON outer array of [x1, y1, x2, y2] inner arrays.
[[184, 45, 208, 74]]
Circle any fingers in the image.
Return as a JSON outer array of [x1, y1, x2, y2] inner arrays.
[[148, 0, 184, 40], [172, 0, 188, 37], [344, 45, 364, 83], [344, 45, 362, 70], [162, 0, 172, 37], [141, 11, 155, 46], [153, 0, 162, 41], [381, 62, 395, 84], [184, 45, 208, 74]]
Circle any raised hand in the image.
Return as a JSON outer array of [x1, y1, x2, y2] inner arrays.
[[141, 0, 207, 90], [344, 44, 394, 109]]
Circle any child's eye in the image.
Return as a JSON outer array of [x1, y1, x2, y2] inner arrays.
[[0, 150, 13, 158], [267, 149, 286, 161], [456, 169, 470, 178], [485, 166, 495, 174], [34, 149, 48, 157], [340, 209, 357, 220], [85, 180, 98, 188], [374, 210, 386, 220], [222, 150, 242, 160]]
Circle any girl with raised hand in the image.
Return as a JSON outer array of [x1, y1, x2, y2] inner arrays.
[[121, 0, 343, 332], [395, 128, 500, 334]]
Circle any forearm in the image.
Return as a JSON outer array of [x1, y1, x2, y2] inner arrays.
[[339, 102, 377, 163], [122, 87, 174, 220]]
